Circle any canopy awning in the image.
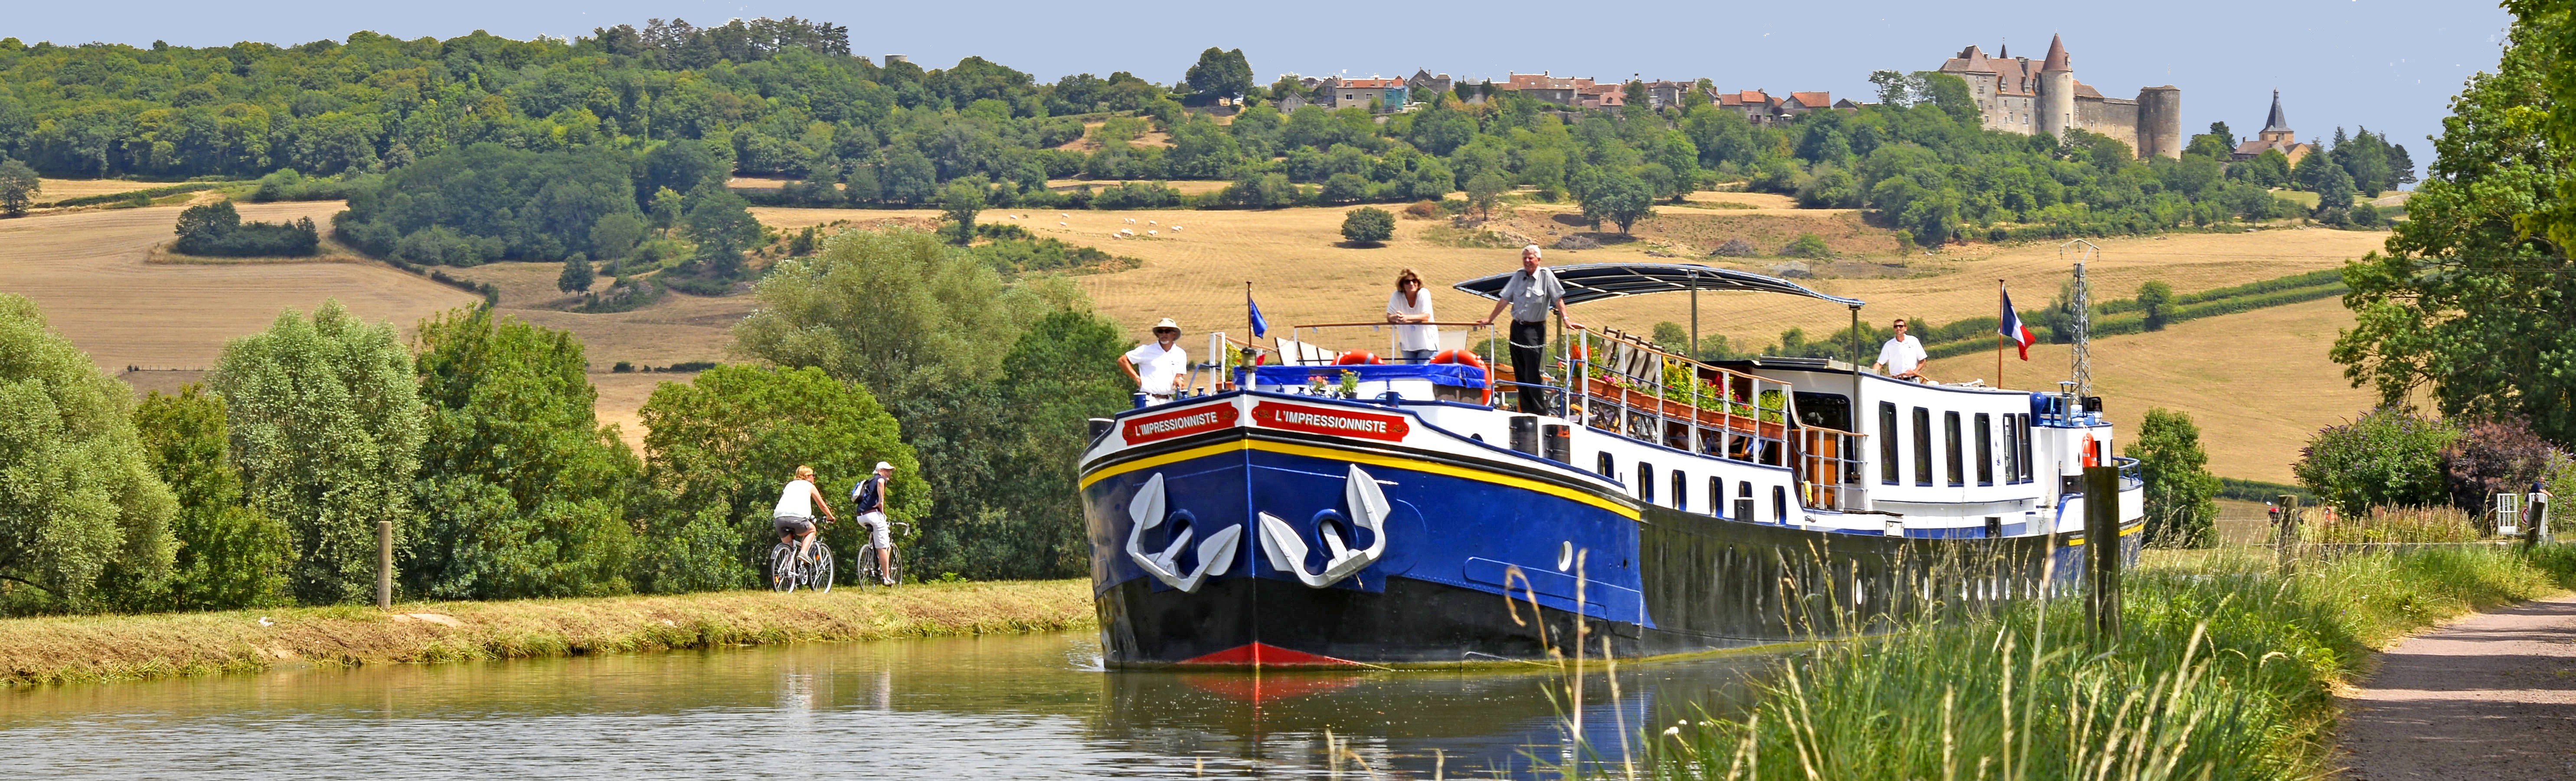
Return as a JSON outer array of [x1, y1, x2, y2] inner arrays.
[[1451, 263, 1865, 308]]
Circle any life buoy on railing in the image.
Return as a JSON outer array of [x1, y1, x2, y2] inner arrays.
[[1334, 351, 1385, 365], [2080, 433, 2100, 468], [1429, 349, 1494, 405]]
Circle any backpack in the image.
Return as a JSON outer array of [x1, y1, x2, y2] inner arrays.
[[850, 476, 883, 514]]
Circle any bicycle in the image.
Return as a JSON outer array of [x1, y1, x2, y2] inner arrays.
[[768, 535, 837, 593], [855, 522, 911, 587]]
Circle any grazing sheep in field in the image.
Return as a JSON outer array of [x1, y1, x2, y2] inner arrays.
[[1147, 230, 1158, 236], [1061, 213, 1069, 218], [1172, 226, 1183, 231], [1148, 220, 1157, 225], [1059, 221, 1067, 226]]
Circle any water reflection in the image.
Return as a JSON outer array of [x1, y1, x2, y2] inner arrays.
[[0, 632, 1766, 778]]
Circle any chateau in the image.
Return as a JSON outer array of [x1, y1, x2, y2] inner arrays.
[[1936, 35, 2181, 159]]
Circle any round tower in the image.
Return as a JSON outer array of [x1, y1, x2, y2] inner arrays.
[[2137, 86, 2182, 159], [2036, 35, 2074, 141]]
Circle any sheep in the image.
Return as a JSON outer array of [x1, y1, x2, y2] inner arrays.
[[1147, 220, 1157, 225], [1172, 226, 1183, 231], [1147, 230, 1158, 236], [1059, 221, 1067, 226]]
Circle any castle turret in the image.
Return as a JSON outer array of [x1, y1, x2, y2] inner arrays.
[[2136, 85, 2182, 159], [2036, 34, 2074, 141]]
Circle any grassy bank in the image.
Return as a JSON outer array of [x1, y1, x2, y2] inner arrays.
[[0, 579, 1092, 689], [1635, 545, 2576, 781]]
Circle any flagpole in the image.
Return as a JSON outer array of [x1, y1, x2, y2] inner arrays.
[[1996, 279, 2006, 387]]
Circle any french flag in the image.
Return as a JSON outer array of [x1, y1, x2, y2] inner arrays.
[[1999, 286, 2035, 360]]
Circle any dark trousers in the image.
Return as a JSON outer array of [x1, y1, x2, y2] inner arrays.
[[1509, 319, 1550, 414]]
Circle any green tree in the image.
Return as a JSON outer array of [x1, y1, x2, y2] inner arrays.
[[911, 309, 1133, 578], [210, 301, 424, 605], [647, 188, 686, 233], [409, 308, 639, 600], [2294, 407, 2456, 516], [589, 213, 644, 260], [1340, 206, 1396, 245], [939, 181, 986, 245], [558, 254, 595, 294], [2334, 25, 2576, 446], [1579, 169, 1655, 233], [2126, 408, 2220, 548], [0, 159, 37, 217], [1781, 233, 1832, 259], [0, 294, 177, 608], [1183, 47, 1254, 100], [636, 365, 924, 591], [1465, 172, 1509, 218], [2136, 280, 2175, 331], [734, 229, 1045, 400], [130, 386, 289, 611], [1623, 81, 1651, 112], [684, 185, 759, 279]]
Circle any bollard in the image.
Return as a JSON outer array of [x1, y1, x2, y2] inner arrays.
[[2083, 465, 2121, 642], [2275, 494, 2302, 575], [377, 519, 392, 610]]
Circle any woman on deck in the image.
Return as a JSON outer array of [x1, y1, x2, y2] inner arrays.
[[1386, 268, 1437, 363]]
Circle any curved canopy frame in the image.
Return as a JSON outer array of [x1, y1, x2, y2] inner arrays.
[[1450, 263, 1865, 308]]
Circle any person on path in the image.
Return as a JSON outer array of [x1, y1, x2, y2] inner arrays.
[[1870, 318, 1931, 382], [1386, 268, 1438, 364], [774, 465, 836, 566], [1118, 318, 1190, 404], [851, 462, 897, 585], [1474, 245, 1584, 414]]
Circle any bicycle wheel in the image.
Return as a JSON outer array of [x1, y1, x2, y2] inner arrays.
[[811, 542, 835, 594], [886, 548, 902, 586], [768, 544, 796, 592]]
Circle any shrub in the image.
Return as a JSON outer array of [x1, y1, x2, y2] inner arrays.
[[1710, 237, 1757, 257], [1402, 200, 1440, 219], [1340, 207, 1396, 245], [1780, 233, 1833, 259], [2127, 408, 2220, 548], [0, 294, 177, 609], [173, 201, 321, 257], [249, 169, 378, 202], [2442, 417, 2559, 522], [2295, 407, 2457, 517]]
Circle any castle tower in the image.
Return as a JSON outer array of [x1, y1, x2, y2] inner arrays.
[[2136, 85, 2182, 159], [2257, 89, 2294, 144], [2036, 34, 2074, 140]]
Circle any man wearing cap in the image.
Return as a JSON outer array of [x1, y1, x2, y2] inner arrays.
[[850, 461, 896, 585], [1118, 318, 1190, 404], [1473, 245, 1584, 414]]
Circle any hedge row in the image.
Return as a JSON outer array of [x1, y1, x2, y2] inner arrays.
[[1922, 279, 2347, 361]]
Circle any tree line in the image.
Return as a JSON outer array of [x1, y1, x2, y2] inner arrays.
[[0, 226, 1132, 614]]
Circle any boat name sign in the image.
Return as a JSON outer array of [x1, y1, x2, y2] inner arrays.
[[1252, 402, 1409, 442], [1123, 404, 1240, 443]]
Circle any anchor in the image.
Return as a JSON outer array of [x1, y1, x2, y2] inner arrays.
[[1125, 473, 1239, 593], [1259, 464, 1390, 588]]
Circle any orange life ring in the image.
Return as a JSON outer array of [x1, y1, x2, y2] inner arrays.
[[2080, 433, 2100, 468], [1429, 349, 1494, 405], [1333, 351, 1384, 365]]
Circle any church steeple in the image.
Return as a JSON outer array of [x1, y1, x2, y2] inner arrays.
[[2259, 89, 2295, 143]]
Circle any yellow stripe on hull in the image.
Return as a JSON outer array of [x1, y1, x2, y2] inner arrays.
[[1080, 437, 1641, 520]]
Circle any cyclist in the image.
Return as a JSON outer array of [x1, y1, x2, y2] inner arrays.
[[851, 461, 896, 585], [774, 465, 837, 579]]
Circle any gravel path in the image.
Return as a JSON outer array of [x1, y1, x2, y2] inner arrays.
[[2339, 592, 2576, 779]]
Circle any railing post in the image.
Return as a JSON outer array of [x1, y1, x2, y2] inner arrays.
[[377, 519, 393, 610], [2084, 465, 2120, 642]]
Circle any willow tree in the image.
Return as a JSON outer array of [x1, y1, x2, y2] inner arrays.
[[211, 301, 424, 605], [0, 294, 177, 609]]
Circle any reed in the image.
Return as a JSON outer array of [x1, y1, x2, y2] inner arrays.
[[0, 579, 1093, 689], [2304, 505, 2484, 544], [1615, 544, 2576, 781]]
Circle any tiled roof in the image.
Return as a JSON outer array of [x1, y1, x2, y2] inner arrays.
[[1788, 91, 1831, 108], [1340, 78, 1405, 89], [2263, 89, 2292, 133], [2040, 34, 2070, 72]]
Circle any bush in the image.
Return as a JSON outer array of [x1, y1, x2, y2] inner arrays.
[[1780, 233, 1832, 258], [2442, 417, 2559, 522], [2295, 407, 2457, 517], [248, 169, 378, 202], [125, 386, 290, 611], [2127, 408, 2220, 548], [1402, 200, 1440, 219], [1710, 237, 1757, 257], [173, 201, 321, 257], [1340, 207, 1396, 245]]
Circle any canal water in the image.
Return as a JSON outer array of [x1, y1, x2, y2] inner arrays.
[[0, 632, 1766, 778]]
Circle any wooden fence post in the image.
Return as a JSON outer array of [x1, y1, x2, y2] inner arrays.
[[377, 519, 392, 610], [2084, 465, 2121, 642], [2275, 494, 2302, 575]]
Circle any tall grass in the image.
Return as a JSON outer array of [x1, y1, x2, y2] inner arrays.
[[2304, 505, 2483, 544], [1616, 545, 2576, 781]]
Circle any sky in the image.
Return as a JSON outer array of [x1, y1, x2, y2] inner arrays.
[[9, 1, 2516, 181]]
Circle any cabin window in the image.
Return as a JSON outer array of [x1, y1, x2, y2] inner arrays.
[[1912, 407, 1933, 486], [1975, 413, 1994, 486], [2009, 417, 2030, 484], [1710, 477, 1723, 516], [1599, 452, 1616, 479], [1878, 402, 1899, 485], [1944, 412, 1965, 486], [1639, 463, 1655, 504], [1772, 486, 1788, 523], [1674, 471, 1689, 512], [2002, 417, 2020, 484]]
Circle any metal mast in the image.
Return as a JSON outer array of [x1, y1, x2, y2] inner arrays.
[[2059, 239, 2099, 396]]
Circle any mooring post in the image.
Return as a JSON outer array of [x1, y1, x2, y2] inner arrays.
[[2083, 465, 2120, 642], [377, 519, 393, 610], [2275, 494, 2302, 575]]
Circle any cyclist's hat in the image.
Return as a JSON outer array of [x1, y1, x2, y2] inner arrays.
[[874, 461, 894, 472]]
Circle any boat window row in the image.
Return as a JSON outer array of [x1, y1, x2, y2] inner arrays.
[[1878, 402, 2038, 489], [1618, 456, 1786, 523]]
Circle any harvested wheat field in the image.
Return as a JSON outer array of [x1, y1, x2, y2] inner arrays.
[[32, 178, 164, 202], [0, 200, 479, 372]]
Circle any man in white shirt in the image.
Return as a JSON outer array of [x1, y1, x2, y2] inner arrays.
[[1118, 318, 1190, 404], [1871, 318, 1930, 381], [773, 465, 837, 571]]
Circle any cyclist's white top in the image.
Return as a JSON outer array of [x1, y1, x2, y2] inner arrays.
[[774, 479, 819, 517]]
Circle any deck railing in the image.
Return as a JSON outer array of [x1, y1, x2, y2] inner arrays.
[[1561, 328, 1866, 512]]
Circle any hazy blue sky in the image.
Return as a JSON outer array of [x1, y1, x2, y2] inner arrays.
[[10, 1, 2514, 179]]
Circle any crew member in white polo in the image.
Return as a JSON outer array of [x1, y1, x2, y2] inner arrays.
[[1870, 317, 1930, 381], [1118, 318, 1190, 404]]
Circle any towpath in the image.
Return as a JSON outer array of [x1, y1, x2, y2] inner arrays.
[[2339, 592, 2576, 779]]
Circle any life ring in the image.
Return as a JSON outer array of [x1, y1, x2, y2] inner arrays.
[[2080, 434, 2100, 468], [1429, 349, 1494, 405], [1334, 351, 1384, 365]]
